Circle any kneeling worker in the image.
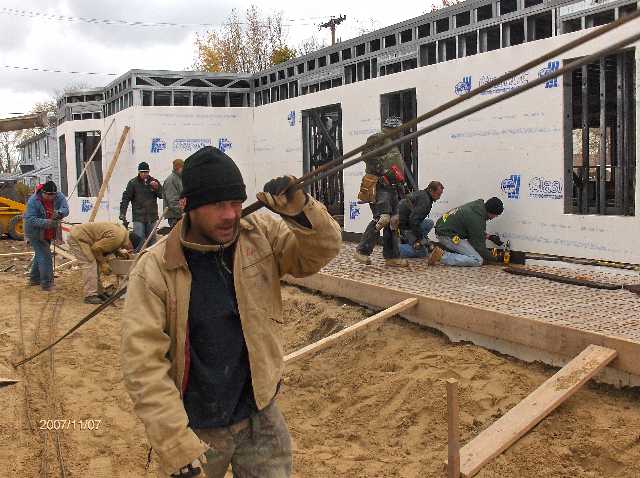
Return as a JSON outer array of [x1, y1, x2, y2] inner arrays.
[[66, 222, 135, 303], [398, 181, 444, 258], [429, 197, 504, 266]]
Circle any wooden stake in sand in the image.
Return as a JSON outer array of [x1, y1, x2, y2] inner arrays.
[[0, 252, 34, 257], [447, 378, 460, 478], [284, 297, 418, 364], [454, 344, 617, 477], [88, 126, 130, 222]]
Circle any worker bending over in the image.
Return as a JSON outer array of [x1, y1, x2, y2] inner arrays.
[[354, 117, 409, 267], [121, 146, 341, 478], [398, 180, 444, 258], [66, 222, 136, 304], [430, 197, 504, 266]]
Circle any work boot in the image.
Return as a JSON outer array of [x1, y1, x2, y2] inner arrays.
[[84, 295, 104, 305], [27, 279, 40, 287], [385, 258, 409, 267], [428, 246, 444, 266], [41, 284, 55, 292], [354, 251, 372, 265]]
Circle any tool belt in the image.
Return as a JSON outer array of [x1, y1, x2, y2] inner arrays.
[[357, 174, 379, 203]]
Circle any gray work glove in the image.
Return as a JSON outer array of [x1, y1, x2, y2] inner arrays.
[[389, 214, 400, 231], [375, 214, 390, 232]]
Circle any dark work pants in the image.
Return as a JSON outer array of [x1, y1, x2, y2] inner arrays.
[[356, 184, 400, 259]]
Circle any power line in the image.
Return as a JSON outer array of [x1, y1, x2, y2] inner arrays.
[[0, 7, 322, 29], [2, 64, 118, 76]]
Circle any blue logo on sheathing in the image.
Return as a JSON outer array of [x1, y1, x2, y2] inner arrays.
[[81, 199, 92, 213], [538, 61, 560, 88], [288, 111, 296, 126], [349, 201, 360, 220], [218, 138, 232, 153], [455, 76, 472, 96], [529, 177, 563, 199], [501, 174, 521, 199], [150, 137, 166, 154]]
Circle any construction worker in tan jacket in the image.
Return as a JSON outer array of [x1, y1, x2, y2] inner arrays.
[[66, 222, 135, 304], [121, 146, 342, 478]]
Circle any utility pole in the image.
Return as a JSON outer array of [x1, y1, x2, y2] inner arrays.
[[319, 15, 346, 45]]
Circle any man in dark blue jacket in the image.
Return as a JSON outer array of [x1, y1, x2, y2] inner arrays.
[[398, 181, 444, 258], [24, 181, 69, 290]]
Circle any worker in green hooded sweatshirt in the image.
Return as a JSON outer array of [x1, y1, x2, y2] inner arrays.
[[429, 197, 504, 266]]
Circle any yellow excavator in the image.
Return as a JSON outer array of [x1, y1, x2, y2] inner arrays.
[[0, 112, 48, 241], [0, 194, 25, 240]]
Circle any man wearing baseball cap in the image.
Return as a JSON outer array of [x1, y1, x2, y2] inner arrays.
[[430, 197, 504, 266], [119, 161, 163, 249]]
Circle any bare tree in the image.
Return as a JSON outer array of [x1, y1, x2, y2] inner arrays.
[[193, 5, 295, 73], [0, 132, 18, 175], [297, 35, 326, 56], [354, 17, 382, 36]]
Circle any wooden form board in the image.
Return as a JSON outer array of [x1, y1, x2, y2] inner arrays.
[[284, 297, 418, 364], [88, 126, 130, 222], [455, 344, 617, 477], [286, 273, 638, 381]]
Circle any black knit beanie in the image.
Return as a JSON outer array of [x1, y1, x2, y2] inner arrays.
[[485, 197, 504, 215], [138, 162, 150, 172], [42, 180, 57, 193], [181, 146, 247, 212]]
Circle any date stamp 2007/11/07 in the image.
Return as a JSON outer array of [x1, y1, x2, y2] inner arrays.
[[39, 419, 102, 431]]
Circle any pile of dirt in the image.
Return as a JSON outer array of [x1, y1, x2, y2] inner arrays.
[[1, 238, 639, 477]]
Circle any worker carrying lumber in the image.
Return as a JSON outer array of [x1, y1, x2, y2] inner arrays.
[[429, 197, 504, 267], [66, 222, 136, 304], [119, 161, 163, 250], [354, 116, 409, 267], [24, 180, 69, 291], [121, 146, 341, 478], [398, 180, 444, 258], [163, 159, 184, 230]]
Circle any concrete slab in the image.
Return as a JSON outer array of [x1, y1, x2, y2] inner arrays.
[[286, 244, 640, 387]]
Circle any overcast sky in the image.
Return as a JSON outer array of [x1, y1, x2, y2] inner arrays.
[[0, 1, 441, 116]]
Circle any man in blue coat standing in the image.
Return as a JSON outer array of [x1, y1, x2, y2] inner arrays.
[[24, 180, 69, 291]]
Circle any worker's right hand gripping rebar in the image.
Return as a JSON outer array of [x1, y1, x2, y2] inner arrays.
[[257, 175, 308, 216]]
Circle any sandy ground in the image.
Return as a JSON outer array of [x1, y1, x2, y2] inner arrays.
[[1, 238, 640, 477]]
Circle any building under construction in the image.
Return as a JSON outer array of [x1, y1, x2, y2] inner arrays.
[[3, 1, 640, 476], [54, 0, 638, 264]]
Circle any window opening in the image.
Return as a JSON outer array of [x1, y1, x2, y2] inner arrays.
[[456, 11, 471, 27], [380, 88, 419, 191], [477, 4, 493, 21], [75, 131, 102, 197], [302, 104, 344, 225], [564, 50, 635, 215]]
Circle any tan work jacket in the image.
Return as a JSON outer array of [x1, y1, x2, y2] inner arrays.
[[121, 197, 342, 474], [69, 222, 129, 263]]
